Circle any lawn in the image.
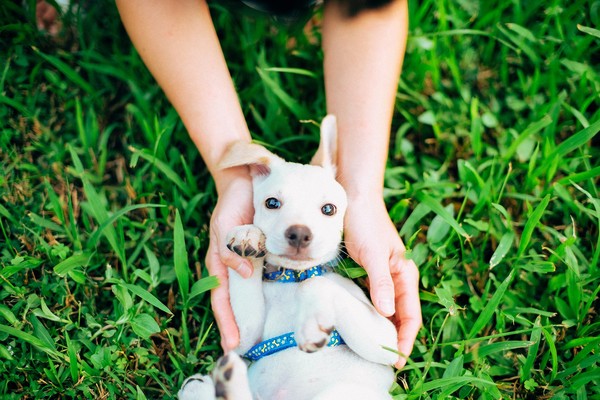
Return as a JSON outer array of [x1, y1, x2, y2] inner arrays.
[[1, 0, 599, 398]]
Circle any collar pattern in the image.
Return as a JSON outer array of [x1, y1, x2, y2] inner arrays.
[[243, 330, 345, 362], [262, 260, 337, 283]]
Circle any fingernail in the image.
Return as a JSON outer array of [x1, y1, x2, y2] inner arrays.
[[379, 299, 395, 316], [238, 262, 251, 278]]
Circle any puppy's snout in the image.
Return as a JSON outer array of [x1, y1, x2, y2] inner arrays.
[[285, 225, 313, 249]]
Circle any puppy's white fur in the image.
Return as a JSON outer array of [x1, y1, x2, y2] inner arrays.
[[179, 115, 398, 400]]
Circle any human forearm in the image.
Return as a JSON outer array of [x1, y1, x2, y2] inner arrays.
[[322, 0, 408, 199], [116, 0, 251, 192], [322, 3, 421, 365]]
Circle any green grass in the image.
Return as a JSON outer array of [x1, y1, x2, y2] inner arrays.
[[1, 0, 599, 398]]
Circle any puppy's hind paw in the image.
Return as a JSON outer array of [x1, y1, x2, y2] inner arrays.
[[212, 353, 252, 400], [226, 225, 266, 258], [295, 315, 334, 354], [178, 374, 215, 400]]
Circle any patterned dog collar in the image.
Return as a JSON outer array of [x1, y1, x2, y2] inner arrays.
[[263, 260, 337, 283], [243, 330, 345, 362]]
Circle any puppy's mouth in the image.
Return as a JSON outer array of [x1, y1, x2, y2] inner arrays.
[[275, 248, 314, 262], [281, 253, 314, 261]]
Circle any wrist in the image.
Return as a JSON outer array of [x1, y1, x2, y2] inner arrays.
[[342, 180, 384, 204]]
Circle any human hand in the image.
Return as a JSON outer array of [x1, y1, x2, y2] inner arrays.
[[343, 194, 422, 369], [205, 170, 254, 351]]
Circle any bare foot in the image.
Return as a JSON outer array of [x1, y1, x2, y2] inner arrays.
[[36, 0, 65, 36]]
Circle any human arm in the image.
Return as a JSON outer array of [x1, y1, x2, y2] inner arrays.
[[322, 0, 422, 368], [115, 0, 252, 350]]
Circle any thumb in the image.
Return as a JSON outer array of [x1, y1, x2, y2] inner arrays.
[[217, 232, 253, 278], [219, 247, 253, 278]]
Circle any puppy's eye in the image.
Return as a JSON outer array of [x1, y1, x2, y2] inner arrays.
[[265, 197, 281, 209], [321, 203, 337, 216]]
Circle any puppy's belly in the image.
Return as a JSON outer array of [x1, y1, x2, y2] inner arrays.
[[247, 346, 393, 400]]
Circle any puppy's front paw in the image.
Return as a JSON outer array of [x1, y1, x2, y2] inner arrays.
[[226, 225, 266, 258]]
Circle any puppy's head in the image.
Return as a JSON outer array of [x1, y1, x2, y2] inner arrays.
[[220, 115, 347, 268]]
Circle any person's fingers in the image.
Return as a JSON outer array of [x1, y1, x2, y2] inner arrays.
[[210, 280, 240, 351], [211, 214, 253, 278], [206, 249, 240, 351], [395, 314, 421, 369], [218, 244, 252, 278], [391, 258, 422, 368], [358, 248, 396, 317]]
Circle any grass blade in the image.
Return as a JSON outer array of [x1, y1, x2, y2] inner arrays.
[[577, 24, 600, 39], [415, 192, 470, 239], [570, 182, 600, 271], [543, 118, 600, 180], [0, 94, 31, 118], [489, 231, 515, 269], [520, 316, 542, 381], [65, 332, 79, 382], [420, 376, 497, 392], [256, 67, 309, 119], [557, 166, 600, 185], [541, 326, 559, 383], [87, 204, 165, 248], [129, 147, 192, 197], [32, 46, 94, 94], [498, 23, 540, 63], [174, 209, 190, 306], [29, 315, 57, 354], [550, 118, 600, 159], [53, 252, 91, 277], [468, 271, 514, 339], [130, 313, 161, 340], [503, 116, 552, 161], [189, 276, 220, 302], [517, 194, 550, 258], [122, 283, 173, 315], [0, 324, 66, 361], [68, 145, 127, 273], [442, 355, 464, 378], [263, 67, 317, 78], [463, 340, 533, 362]]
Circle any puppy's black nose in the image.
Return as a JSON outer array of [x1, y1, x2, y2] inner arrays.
[[285, 225, 312, 249]]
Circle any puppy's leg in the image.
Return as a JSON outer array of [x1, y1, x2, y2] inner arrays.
[[227, 225, 266, 354], [294, 279, 335, 353], [295, 276, 398, 365], [331, 275, 399, 365], [178, 374, 216, 400], [178, 354, 253, 400], [212, 353, 253, 400]]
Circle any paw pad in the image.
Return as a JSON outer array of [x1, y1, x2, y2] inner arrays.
[[212, 352, 248, 400]]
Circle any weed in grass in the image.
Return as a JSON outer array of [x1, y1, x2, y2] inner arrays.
[[1, 0, 599, 398]]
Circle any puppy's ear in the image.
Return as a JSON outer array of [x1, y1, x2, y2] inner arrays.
[[310, 114, 338, 173], [219, 141, 283, 177]]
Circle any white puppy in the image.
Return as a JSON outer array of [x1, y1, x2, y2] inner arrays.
[[179, 115, 398, 400]]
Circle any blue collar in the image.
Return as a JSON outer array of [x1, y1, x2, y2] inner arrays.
[[262, 261, 336, 283], [243, 330, 345, 361]]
